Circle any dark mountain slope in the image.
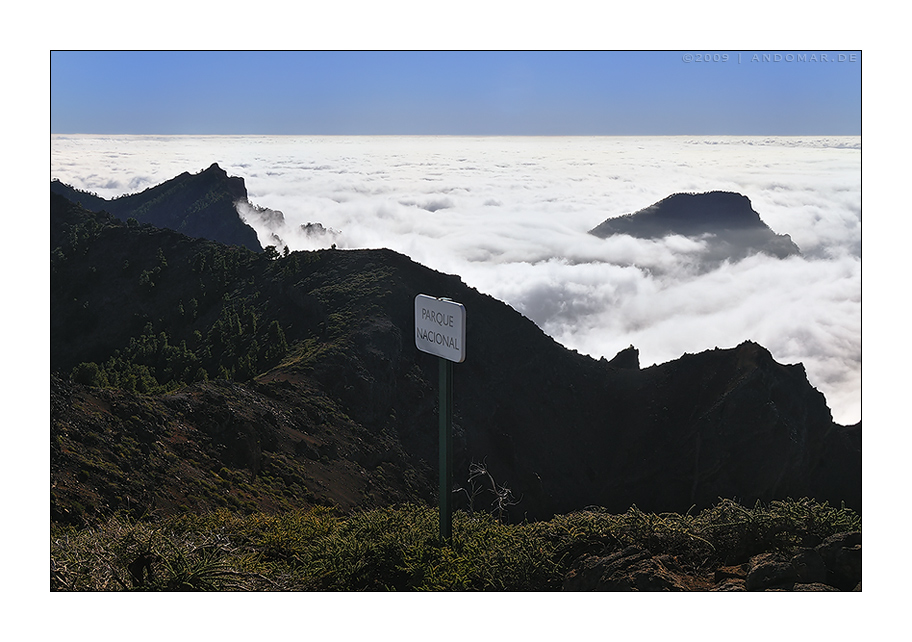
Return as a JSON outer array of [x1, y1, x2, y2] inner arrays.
[[51, 191, 860, 526], [51, 163, 262, 251], [589, 191, 800, 261]]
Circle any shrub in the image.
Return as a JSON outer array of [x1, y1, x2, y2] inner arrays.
[[50, 498, 859, 591], [71, 362, 107, 387]]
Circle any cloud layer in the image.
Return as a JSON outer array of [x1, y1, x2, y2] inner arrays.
[[51, 135, 861, 424]]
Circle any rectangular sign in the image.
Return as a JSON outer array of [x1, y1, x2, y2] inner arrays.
[[415, 294, 466, 363]]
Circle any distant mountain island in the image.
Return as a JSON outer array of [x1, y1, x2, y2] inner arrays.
[[51, 163, 263, 252], [589, 191, 800, 261]]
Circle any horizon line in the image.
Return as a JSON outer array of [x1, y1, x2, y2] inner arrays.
[[51, 132, 862, 137]]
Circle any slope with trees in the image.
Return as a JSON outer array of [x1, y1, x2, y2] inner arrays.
[[51, 188, 860, 528]]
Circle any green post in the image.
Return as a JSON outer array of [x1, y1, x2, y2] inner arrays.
[[439, 357, 454, 542]]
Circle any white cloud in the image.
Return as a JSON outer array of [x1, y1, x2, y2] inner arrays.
[[51, 135, 861, 424]]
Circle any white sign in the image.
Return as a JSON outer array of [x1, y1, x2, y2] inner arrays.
[[415, 294, 466, 363]]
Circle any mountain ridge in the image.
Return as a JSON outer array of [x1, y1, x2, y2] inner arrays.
[[50, 181, 860, 527], [51, 163, 263, 251]]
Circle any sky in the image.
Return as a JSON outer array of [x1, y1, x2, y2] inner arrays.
[[50, 50, 861, 135]]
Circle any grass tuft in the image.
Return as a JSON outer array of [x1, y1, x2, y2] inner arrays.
[[50, 497, 859, 591]]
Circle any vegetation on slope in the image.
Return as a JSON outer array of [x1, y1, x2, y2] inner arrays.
[[50, 498, 859, 591], [52, 193, 305, 392], [52, 188, 862, 524]]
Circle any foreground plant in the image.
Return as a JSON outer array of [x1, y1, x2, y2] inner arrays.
[[50, 498, 859, 591]]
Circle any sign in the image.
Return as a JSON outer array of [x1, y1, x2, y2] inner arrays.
[[415, 294, 466, 363], [414, 294, 465, 542]]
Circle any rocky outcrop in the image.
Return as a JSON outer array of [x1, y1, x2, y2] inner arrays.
[[816, 531, 863, 590], [562, 531, 861, 591], [52, 163, 262, 251], [606, 345, 640, 370], [589, 191, 800, 262]]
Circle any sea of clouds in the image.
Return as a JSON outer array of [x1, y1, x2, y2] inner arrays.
[[50, 135, 861, 424]]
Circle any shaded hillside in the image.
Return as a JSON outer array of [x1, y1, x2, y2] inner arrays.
[[51, 192, 271, 380], [589, 191, 800, 261], [51, 163, 262, 251], [51, 190, 860, 527]]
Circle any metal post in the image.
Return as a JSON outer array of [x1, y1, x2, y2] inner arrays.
[[439, 356, 454, 542]]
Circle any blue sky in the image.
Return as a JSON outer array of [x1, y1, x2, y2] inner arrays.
[[51, 51, 860, 135]]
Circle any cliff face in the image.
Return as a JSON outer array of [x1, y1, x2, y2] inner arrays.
[[589, 191, 800, 261], [51, 188, 860, 527], [51, 163, 263, 251]]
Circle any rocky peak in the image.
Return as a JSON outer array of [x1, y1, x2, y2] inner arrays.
[[51, 163, 262, 252], [607, 345, 640, 370], [589, 191, 800, 261], [203, 162, 226, 174]]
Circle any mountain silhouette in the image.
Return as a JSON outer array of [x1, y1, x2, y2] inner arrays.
[[51, 163, 263, 251], [589, 191, 800, 261], [50, 180, 859, 527]]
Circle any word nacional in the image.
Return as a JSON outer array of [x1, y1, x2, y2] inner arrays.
[[414, 294, 466, 363]]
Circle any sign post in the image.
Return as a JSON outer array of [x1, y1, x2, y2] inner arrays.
[[415, 294, 465, 542], [439, 357, 453, 541]]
